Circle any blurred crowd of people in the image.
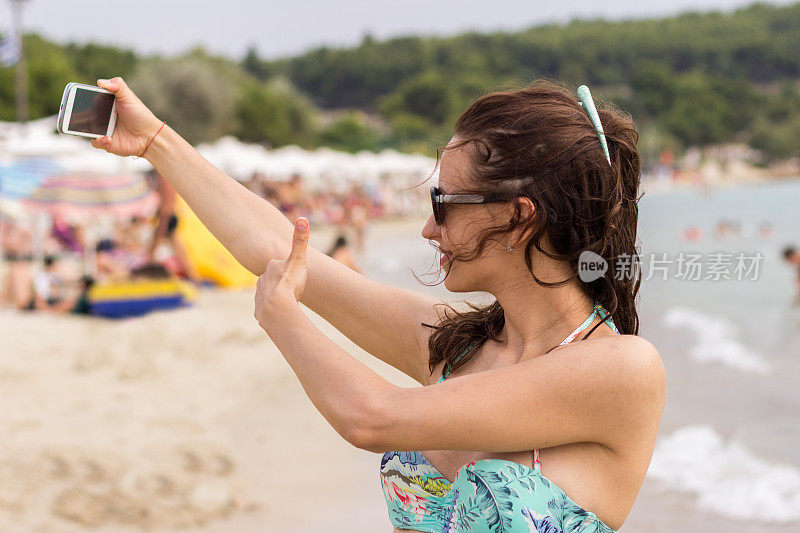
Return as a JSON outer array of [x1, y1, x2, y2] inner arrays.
[[678, 218, 775, 242], [244, 172, 377, 271], [243, 172, 385, 255], [0, 170, 418, 314], [0, 170, 197, 314]]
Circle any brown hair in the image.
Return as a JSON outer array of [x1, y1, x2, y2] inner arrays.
[[417, 78, 643, 380]]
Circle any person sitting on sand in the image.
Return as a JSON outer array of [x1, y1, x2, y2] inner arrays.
[[1, 220, 34, 309], [95, 239, 131, 281], [89, 76, 664, 532], [23, 255, 65, 311], [37, 274, 97, 315], [67, 275, 95, 315]]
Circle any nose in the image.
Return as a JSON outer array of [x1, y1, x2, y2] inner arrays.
[[421, 212, 440, 241]]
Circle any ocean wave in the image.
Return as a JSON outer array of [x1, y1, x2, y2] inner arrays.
[[663, 307, 770, 375], [647, 425, 800, 523]]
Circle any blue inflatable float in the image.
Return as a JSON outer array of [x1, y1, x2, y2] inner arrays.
[[88, 278, 197, 318]]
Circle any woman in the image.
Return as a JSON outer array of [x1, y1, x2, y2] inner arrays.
[[91, 76, 664, 532]]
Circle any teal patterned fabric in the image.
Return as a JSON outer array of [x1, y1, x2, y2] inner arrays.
[[380, 453, 617, 532], [380, 303, 620, 532]]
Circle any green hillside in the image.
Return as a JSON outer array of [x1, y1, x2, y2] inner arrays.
[[2, 2, 799, 161]]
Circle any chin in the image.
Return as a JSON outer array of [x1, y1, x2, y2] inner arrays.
[[443, 271, 457, 291], [443, 272, 471, 293]]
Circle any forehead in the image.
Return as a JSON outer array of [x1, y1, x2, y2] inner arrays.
[[438, 136, 475, 191]]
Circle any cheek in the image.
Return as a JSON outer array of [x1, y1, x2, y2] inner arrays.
[[442, 219, 472, 246]]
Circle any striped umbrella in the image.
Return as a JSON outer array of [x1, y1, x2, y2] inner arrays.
[[22, 172, 158, 220], [0, 157, 65, 201]]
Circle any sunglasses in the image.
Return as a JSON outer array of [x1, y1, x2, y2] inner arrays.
[[430, 186, 508, 226]]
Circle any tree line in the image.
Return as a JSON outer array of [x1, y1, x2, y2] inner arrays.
[[2, 1, 799, 161]]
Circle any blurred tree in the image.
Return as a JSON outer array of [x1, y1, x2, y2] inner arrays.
[[242, 44, 283, 81], [661, 72, 739, 146], [63, 42, 138, 86], [379, 71, 456, 126], [748, 82, 800, 159], [234, 76, 316, 147], [749, 114, 800, 159], [128, 49, 242, 145], [315, 112, 382, 152], [630, 61, 675, 118]]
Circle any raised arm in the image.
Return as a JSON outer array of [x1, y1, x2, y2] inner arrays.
[[90, 77, 443, 384]]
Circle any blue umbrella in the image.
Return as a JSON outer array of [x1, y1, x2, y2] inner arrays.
[[0, 157, 65, 200]]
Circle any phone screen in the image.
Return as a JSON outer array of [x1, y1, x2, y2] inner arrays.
[[67, 88, 115, 135]]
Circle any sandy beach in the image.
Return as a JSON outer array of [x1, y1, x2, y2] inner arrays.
[[3, 202, 800, 531], [0, 283, 415, 532]]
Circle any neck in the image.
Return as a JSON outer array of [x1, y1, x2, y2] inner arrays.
[[487, 261, 596, 363]]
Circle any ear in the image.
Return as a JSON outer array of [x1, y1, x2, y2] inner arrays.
[[509, 196, 538, 246]]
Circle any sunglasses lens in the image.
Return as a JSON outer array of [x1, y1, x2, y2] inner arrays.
[[431, 187, 442, 225]]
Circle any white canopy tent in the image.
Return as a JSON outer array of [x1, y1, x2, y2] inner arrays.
[[0, 117, 437, 191], [194, 136, 437, 192]]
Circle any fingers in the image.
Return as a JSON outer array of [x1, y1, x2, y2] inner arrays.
[[286, 217, 309, 271]]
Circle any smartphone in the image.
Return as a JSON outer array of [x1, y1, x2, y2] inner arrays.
[[57, 82, 117, 139]]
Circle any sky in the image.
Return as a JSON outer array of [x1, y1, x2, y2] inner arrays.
[[2, 0, 796, 61]]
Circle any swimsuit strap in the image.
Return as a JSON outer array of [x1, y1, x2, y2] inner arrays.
[[438, 341, 478, 383], [576, 303, 620, 343], [438, 301, 616, 382], [557, 301, 603, 345]]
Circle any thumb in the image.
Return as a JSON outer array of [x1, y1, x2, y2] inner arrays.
[[287, 217, 309, 270], [90, 135, 111, 151]]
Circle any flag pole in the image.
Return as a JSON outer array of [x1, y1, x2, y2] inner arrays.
[[10, 0, 29, 128]]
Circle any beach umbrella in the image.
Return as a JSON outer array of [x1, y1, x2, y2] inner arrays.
[[0, 158, 65, 273], [0, 157, 65, 201], [21, 171, 159, 277], [22, 171, 158, 221]]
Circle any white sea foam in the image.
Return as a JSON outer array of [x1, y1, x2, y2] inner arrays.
[[647, 425, 800, 523], [663, 307, 771, 374]]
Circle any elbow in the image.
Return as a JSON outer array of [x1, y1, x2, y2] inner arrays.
[[342, 386, 397, 453], [243, 237, 276, 276]]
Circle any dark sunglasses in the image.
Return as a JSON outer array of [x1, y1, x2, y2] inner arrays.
[[430, 186, 509, 226]]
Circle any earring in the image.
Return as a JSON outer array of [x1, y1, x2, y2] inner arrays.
[[507, 241, 515, 252]]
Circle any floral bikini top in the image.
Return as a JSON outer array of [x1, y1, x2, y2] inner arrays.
[[379, 301, 621, 532]]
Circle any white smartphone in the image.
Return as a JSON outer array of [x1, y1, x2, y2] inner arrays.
[[57, 82, 117, 139]]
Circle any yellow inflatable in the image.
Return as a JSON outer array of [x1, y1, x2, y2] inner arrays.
[[174, 196, 256, 288]]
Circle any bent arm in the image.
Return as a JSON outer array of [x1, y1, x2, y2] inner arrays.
[[368, 335, 666, 453]]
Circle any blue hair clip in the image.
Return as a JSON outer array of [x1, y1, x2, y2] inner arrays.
[[577, 85, 612, 166]]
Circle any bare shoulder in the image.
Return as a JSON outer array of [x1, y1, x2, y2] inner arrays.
[[546, 333, 666, 424], [551, 333, 663, 373], [615, 334, 665, 391]]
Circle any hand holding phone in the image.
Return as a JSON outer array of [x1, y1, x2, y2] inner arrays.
[[59, 77, 164, 158]]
